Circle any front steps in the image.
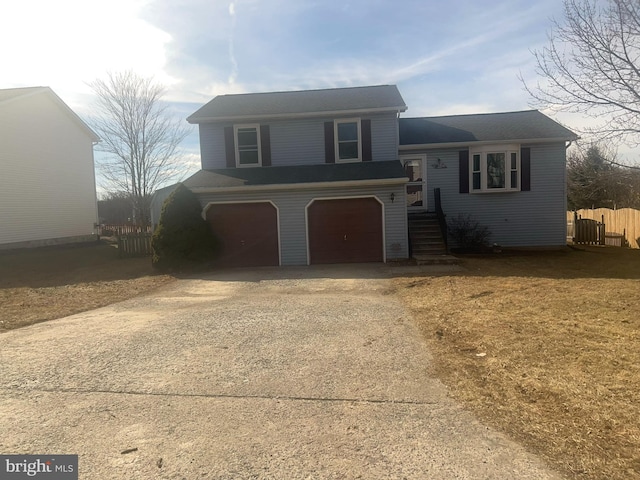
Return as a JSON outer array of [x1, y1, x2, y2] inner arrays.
[[408, 212, 448, 257]]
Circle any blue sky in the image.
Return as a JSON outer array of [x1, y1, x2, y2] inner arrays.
[[3, 0, 591, 184]]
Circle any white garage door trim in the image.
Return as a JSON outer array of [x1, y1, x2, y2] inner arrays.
[[304, 195, 386, 266]]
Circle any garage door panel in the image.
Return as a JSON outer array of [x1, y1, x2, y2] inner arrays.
[[206, 203, 279, 267], [308, 198, 383, 264]]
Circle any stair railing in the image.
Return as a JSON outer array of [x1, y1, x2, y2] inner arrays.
[[434, 188, 448, 252]]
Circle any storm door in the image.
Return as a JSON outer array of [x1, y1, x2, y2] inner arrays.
[[401, 154, 427, 211]]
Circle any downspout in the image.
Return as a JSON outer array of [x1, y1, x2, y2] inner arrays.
[[91, 140, 101, 240]]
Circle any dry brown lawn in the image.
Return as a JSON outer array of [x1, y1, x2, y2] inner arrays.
[[394, 246, 640, 480], [3, 242, 640, 478], [0, 241, 174, 332]]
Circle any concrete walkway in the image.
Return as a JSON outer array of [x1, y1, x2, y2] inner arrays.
[[0, 265, 563, 479]]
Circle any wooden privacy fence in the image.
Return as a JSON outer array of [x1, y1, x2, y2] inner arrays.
[[567, 208, 640, 248], [571, 214, 605, 245], [117, 233, 153, 258]]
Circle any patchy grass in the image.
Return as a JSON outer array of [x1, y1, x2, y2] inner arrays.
[[0, 241, 175, 332], [394, 246, 640, 480]]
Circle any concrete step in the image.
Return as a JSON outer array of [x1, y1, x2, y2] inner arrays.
[[413, 243, 446, 250], [412, 244, 447, 253], [413, 254, 460, 265], [411, 241, 445, 249]]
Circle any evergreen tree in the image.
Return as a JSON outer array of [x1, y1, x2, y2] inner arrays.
[[151, 184, 219, 271]]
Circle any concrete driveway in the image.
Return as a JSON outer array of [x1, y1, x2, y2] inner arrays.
[[0, 265, 562, 479]]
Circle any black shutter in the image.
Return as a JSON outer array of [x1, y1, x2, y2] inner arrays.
[[521, 147, 531, 191], [260, 125, 271, 166], [224, 126, 235, 168], [459, 150, 469, 193], [324, 121, 335, 163], [361, 119, 372, 162]]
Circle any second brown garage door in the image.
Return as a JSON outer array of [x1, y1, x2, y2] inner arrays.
[[206, 202, 279, 267], [307, 197, 384, 264]]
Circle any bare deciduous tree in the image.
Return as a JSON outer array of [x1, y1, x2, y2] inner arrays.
[[90, 71, 189, 225], [525, 0, 640, 151]]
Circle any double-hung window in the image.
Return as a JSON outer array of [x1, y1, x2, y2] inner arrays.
[[234, 124, 261, 167], [334, 118, 361, 163], [470, 144, 520, 192]]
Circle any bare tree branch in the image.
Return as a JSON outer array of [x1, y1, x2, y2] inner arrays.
[[88, 71, 189, 224], [523, 0, 640, 153]]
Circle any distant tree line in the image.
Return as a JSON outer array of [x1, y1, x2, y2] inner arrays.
[[97, 191, 151, 225], [568, 145, 640, 210]]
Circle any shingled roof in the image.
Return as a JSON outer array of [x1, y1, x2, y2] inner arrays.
[[183, 161, 407, 191], [399, 110, 577, 146], [187, 85, 407, 123]]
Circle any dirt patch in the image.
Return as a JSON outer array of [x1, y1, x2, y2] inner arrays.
[[0, 241, 175, 332], [394, 246, 640, 480]]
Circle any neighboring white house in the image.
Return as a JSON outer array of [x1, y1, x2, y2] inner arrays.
[[0, 87, 100, 249]]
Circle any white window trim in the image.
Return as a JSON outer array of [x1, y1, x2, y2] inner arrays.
[[469, 143, 521, 193], [334, 118, 362, 163], [234, 124, 262, 168]]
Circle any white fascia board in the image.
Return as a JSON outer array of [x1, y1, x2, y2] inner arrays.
[[188, 177, 410, 194], [187, 106, 408, 124], [47, 89, 101, 143], [399, 137, 576, 150]]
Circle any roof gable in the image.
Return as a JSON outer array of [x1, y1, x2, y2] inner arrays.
[[187, 85, 407, 123], [0, 86, 99, 142], [399, 110, 578, 146]]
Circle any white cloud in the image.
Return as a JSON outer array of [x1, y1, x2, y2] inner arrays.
[[1, 0, 173, 108]]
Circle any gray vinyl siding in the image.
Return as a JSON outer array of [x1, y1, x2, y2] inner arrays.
[[370, 113, 399, 161], [199, 124, 226, 169], [197, 184, 408, 265], [269, 119, 325, 166], [198, 112, 399, 169], [418, 142, 567, 247]]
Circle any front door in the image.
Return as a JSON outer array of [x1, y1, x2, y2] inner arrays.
[[401, 154, 427, 211]]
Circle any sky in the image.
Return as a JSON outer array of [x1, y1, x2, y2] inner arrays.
[[3, 0, 621, 188]]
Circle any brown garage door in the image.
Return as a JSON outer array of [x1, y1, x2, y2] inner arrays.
[[206, 202, 279, 267], [308, 197, 383, 264]]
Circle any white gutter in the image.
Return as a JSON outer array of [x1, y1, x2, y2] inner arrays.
[[399, 137, 578, 150], [187, 106, 408, 124], [188, 177, 410, 194]]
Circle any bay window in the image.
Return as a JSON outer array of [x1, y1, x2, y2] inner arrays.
[[470, 144, 520, 192]]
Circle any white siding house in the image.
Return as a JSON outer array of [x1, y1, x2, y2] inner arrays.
[[0, 87, 100, 249]]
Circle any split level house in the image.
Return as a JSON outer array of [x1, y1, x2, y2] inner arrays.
[[0, 87, 99, 249], [161, 84, 577, 267]]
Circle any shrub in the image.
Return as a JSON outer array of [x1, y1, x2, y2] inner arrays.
[[151, 184, 219, 271], [447, 213, 491, 251]]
